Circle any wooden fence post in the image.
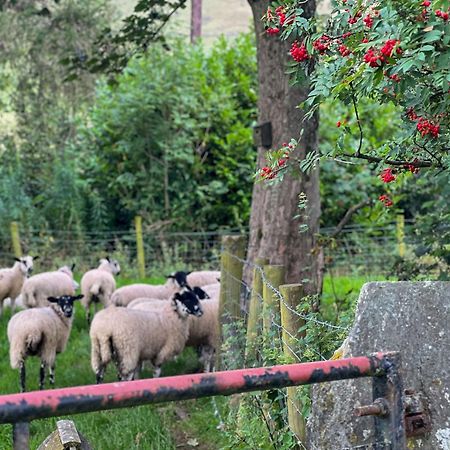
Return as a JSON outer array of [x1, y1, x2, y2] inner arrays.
[[245, 257, 269, 364], [217, 235, 246, 369], [262, 265, 285, 339], [134, 216, 146, 279], [396, 214, 405, 257], [10, 222, 22, 258], [280, 283, 307, 447]]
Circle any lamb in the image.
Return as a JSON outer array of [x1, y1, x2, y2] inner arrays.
[[129, 286, 219, 373], [80, 257, 121, 324], [110, 272, 188, 307], [21, 264, 77, 308], [90, 289, 203, 382], [7, 294, 83, 392], [0, 256, 37, 317]]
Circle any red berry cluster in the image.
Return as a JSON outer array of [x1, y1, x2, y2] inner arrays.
[[290, 41, 309, 62], [363, 14, 374, 28], [275, 6, 286, 26], [407, 108, 419, 121], [380, 168, 396, 183], [417, 118, 440, 137], [404, 163, 420, 174], [260, 166, 276, 180], [379, 195, 393, 207], [389, 73, 401, 82], [338, 44, 351, 57], [313, 35, 331, 54], [436, 9, 449, 20], [364, 40, 401, 67], [266, 27, 280, 35]]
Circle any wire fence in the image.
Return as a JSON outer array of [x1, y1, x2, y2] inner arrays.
[[217, 239, 392, 449], [0, 218, 427, 278]]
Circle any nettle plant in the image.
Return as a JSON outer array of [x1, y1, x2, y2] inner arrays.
[[259, 0, 450, 207]]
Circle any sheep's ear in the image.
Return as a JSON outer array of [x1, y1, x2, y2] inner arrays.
[[72, 294, 83, 301], [106, 256, 110, 263], [14, 257, 21, 262], [186, 271, 192, 276], [71, 263, 76, 271], [32, 255, 40, 261], [166, 274, 175, 279], [47, 297, 58, 303], [216, 277, 220, 282]]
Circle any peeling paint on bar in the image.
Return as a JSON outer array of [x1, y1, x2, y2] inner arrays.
[[0, 353, 389, 424]]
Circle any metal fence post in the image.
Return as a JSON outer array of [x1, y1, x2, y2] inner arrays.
[[10, 222, 22, 258], [13, 422, 29, 450], [280, 283, 307, 446], [134, 216, 146, 279]]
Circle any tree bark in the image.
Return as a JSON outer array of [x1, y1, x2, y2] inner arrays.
[[246, 0, 320, 295], [190, 0, 202, 43]]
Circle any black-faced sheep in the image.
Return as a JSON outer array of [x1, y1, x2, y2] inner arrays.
[[7, 294, 83, 392], [80, 257, 121, 324], [90, 289, 203, 382]]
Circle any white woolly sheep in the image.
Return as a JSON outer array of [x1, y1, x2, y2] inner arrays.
[[129, 287, 219, 373], [186, 270, 220, 287], [0, 256, 37, 317], [21, 264, 77, 308], [80, 257, 121, 324], [7, 294, 83, 392], [90, 289, 203, 382], [110, 272, 188, 307]]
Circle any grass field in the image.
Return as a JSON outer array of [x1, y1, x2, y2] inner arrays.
[[0, 273, 385, 449]]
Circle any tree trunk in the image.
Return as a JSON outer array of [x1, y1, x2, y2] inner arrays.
[[246, 0, 320, 295], [190, 0, 202, 43]]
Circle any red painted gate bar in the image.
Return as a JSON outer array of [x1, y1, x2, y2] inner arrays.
[[0, 354, 388, 424]]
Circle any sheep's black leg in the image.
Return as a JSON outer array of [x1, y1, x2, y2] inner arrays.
[[86, 308, 91, 326], [49, 365, 55, 387], [96, 365, 105, 384], [19, 361, 26, 393], [39, 362, 46, 390]]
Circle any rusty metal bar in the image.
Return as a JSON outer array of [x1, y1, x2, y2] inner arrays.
[[372, 352, 406, 449], [13, 422, 29, 450], [0, 354, 388, 425]]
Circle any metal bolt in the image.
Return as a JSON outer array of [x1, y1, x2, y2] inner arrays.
[[354, 398, 389, 417]]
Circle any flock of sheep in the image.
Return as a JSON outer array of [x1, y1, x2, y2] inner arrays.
[[0, 255, 221, 392]]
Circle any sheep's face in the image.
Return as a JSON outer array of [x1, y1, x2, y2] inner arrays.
[[104, 257, 121, 275], [15, 256, 35, 276], [166, 271, 190, 289], [48, 294, 83, 318], [173, 290, 203, 318], [192, 287, 210, 300]]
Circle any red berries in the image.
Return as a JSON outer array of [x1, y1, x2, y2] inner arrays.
[[336, 121, 342, 127], [379, 195, 393, 207], [436, 10, 449, 20], [275, 6, 286, 26], [290, 41, 309, 62], [417, 118, 440, 137], [364, 40, 401, 67], [260, 166, 275, 180], [338, 44, 351, 57], [380, 39, 402, 57], [266, 27, 280, 35], [313, 35, 331, 54], [389, 73, 401, 82], [421, 1, 431, 6], [380, 168, 396, 183], [364, 48, 384, 67], [363, 14, 374, 28]]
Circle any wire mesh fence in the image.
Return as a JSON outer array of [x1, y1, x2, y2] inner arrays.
[[217, 237, 392, 450], [0, 218, 424, 278]]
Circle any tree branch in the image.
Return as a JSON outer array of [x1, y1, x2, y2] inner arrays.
[[330, 199, 372, 238]]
